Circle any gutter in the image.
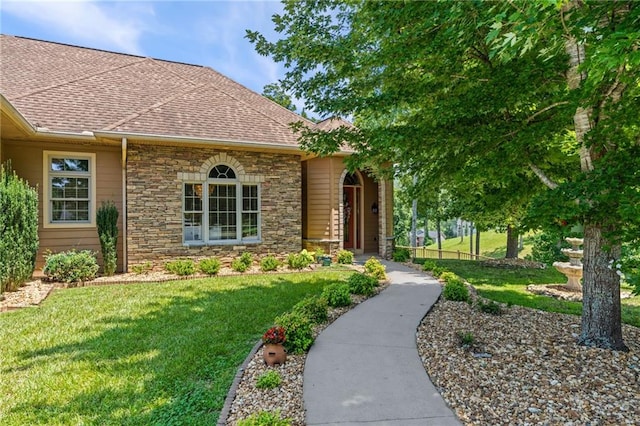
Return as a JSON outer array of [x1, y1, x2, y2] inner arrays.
[[121, 137, 128, 272]]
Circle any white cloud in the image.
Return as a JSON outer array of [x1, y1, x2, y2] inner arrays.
[[1, 0, 152, 55]]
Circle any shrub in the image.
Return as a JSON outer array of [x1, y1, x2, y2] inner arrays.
[[456, 331, 475, 348], [255, 370, 282, 390], [430, 266, 447, 278], [43, 250, 99, 283], [438, 271, 458, 283], [232, 258, 249, 272], [322, 282, 352, 307], [198, 257, 221, 275], [477, 299, 503, 315], [347, 273, 377, 296], [165, 259, 196, 276], [131, 261, 152, 274], [442, 280, 470, 302], [287, 250, 314, 270], [0, 162, 39, 293], [529, 231, 569, 265], [237, 411, 291, 426], [364, 257, 386, 280], [392, 248, 411, 262], [314, 248, 325, 261], [292, 295, 328, 324], [96, 201, 118, 276], [275, 312, 314, 354], [336, 250, 354, 264], [260, 255, 281, 272], [422, 260, 437, 272]]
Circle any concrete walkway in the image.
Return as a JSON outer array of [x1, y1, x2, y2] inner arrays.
[[303, 260, 461, 425]]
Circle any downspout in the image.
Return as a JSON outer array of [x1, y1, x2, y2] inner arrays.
[[121, 137, 128, 272]]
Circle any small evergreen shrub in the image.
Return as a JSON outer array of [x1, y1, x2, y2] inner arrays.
[[198, 257, 221, 275], [364, 257, 386, 280], [439, 271, 458, 283], [287, 250, 314, 270], [255, 370, 282, 389], [477, 299, 503, 315], [96, 201, 119, 276], [131, 261, 152, 274], [314, 248, 325, 262], [347, 273, 377, 296], [336, 250, 354, 264], [322, 282, 352, 307], [165, 259, 196, 276], [442, 279, 470, 302], [275, 312, 314, 354], [422, 260, 437, 272], [43, 250, 99, 283], [237, 411, 291, 426], [260, 255, 281, 272], [392, 248, 411, 262], [292, 295, 328, 324], [232, 258, 249, 272], [430, 266, 447, 278], [0, 162, 39, 293]]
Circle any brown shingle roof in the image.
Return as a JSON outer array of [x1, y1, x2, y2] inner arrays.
[[0, 35, 316, 147]]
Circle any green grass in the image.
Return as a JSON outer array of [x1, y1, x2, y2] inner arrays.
[[425, 230, 534, 259], [0, 270, 353, 425], [417, 259, 640, 328]]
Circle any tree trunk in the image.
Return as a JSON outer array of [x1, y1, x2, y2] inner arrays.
[[475, 230, 480, 256], [469, 222, 473, 255], [436, 220, 442, 251], [505, 225, 519, 258], [579, 222, 627, 351]]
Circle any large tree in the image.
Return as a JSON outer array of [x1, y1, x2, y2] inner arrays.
[[248, 0, 640, 350]]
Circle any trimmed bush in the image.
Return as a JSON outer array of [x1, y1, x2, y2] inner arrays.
[[364, 257, 386, 280], [442, 280, 470, 302], [292, 295, 328, 324], [422, 260, 437, 272], [96, 201, 119, 276], [430, 266, 447, 278], [165, 259, 196, 276], [255, 370, 282, 389], [0, 162, 39, 293], [477, 299, 503, 315], [439, 271, 458, 283], [198, 257, 221, 275], [43, 250, 99, 283], [336, 250, 354, 264], [287, 250, 314, 270], [347, 273, 377, 296], [392, 248, 411, 262], [275, 312, 314, 354], [131, 261, 152, 275], [321, 282, 352, 307], [260, 255, 281, 272], [237, 411, 291, 426]]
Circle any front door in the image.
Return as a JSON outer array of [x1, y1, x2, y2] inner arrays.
[[343, 186, 361, 250]]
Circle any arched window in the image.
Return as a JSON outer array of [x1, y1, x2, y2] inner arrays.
[[343, 172, 361, 186], [183, 163, 260, 244]]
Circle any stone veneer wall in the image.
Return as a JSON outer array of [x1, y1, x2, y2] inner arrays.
[[126, 144, 301, 268]]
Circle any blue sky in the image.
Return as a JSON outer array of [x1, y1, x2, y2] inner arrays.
[[1, 0, 293, 104]]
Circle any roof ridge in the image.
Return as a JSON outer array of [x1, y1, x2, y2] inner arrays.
[[103, 82, 208, 131], [10, 56, 150, 101]]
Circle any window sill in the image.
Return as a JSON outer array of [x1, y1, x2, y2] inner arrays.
[[183, 239, 262, 247]]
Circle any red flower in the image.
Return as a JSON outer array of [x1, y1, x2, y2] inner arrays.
[[262, 326, 286, 345]]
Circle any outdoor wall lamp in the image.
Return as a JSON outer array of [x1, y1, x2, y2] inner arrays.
[[371, 202, 378, 214]]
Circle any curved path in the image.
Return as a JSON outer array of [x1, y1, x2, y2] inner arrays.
[[303, 260, 461, 425]]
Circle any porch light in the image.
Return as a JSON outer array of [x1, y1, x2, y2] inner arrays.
[[371, 202, 378, 214]]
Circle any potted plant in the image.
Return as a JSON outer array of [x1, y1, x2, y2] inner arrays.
[[262, 326, 287, 366]]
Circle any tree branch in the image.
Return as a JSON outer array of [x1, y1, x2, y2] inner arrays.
[[529, 163, 558, 189], [525, 101, 570, 123]]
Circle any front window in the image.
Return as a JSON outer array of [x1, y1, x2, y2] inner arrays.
[[44, 151, 96, 228], [183, 164, 260, 244]]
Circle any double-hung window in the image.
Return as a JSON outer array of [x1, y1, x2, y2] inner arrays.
[[183, 164, 260, 244], [43, 151, 96, 228]]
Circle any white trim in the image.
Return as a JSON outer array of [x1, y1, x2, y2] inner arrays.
[[42, 151, 96, 229]]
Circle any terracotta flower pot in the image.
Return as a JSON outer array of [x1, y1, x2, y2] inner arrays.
[[263, 343, 287, 366]]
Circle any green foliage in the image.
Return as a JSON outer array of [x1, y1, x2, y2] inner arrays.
[[255, 370, 282, 390], [456, 331, 475, 348], [131, 261, 152, 275], [43, 250, 99, 283], [96, 201, 119, 276], [347, 273, 377, 296], [336, 250, 354, 265], [0, 162, 39, 293], [287, 250, 314, 270], [392, 248, 411, 262], [477, 299, 503, 315], [528, 231, 568, 265], [237, 410, 291, 426], [198, 258, 221, 276], [442, 279, 470, 303], [260, 255, 281, 272], [620, 244, 640, 296], [292, 295, 328, 324], [165, 259, 196, 276], [422, 261, 437, 272], [363, 257, 386, 280], [430, 266, 447, 278], [232, 252, 254, 273], [438, 271, 458, 283], [275, 312, 314, 354], [321, 282, 352, 307]]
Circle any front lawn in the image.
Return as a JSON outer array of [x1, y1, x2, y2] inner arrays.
[[0, 270, 353, 425], [416, 259, 640, 328]]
